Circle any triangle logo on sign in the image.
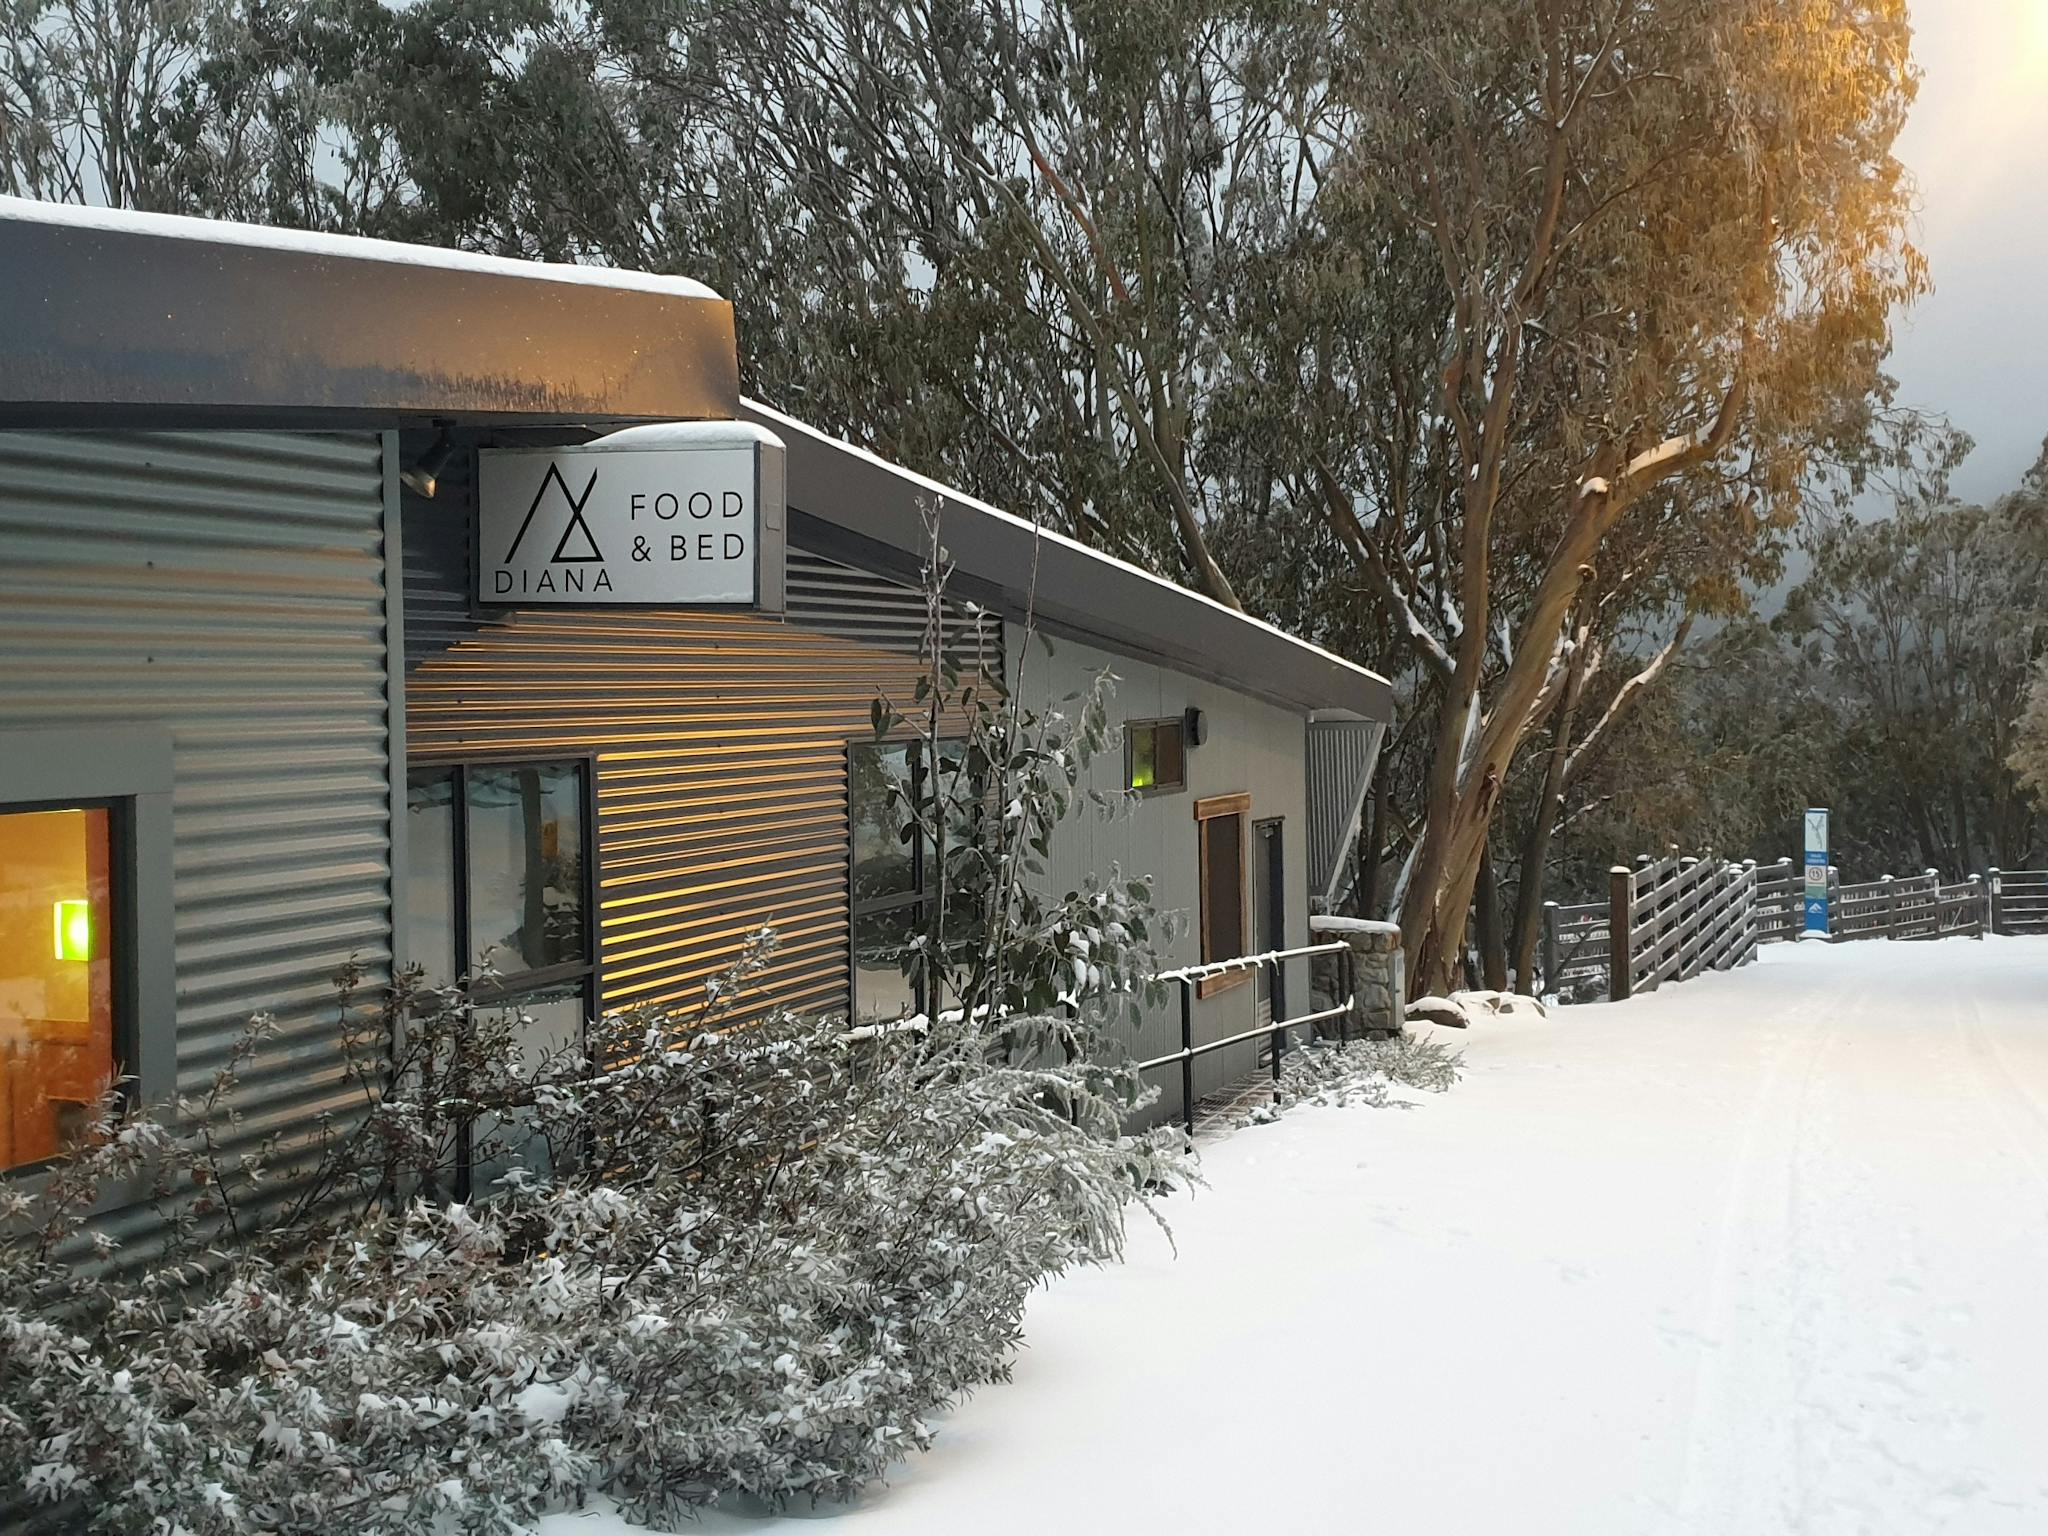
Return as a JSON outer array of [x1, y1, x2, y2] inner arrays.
[[504, 461, 605, 566]]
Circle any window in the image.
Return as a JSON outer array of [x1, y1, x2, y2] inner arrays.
[[1125, 718, 1186, 794], [1194, 793, 1251, 998], [405, 760, 595, 1192], [405, 761, 594, 999], [1, 805, 119, 1171], [850, 742, 928, 1027], [848, 740, 982, 1027]]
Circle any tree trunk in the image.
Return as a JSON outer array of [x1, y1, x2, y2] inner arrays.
[[1509, 666, 1585, 991], [1359, 766, 1390, 918], [1475, 842, 1507, 991]]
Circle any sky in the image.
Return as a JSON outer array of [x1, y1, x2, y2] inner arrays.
[[1888, 1, 2048, 502]]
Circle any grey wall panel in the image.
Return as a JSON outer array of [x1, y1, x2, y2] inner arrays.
[[0, 429, 394, 1152], [1007, 623, 1311, 1127], [402, 494, 998, 1023]]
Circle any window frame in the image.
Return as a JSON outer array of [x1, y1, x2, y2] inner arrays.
[[1123, 716, 1188, 796], [405, 753, 600, 1201], [403, 753, 602, 1007], [847, 738, 985, 1026], [1193, 792, 1252, 1000], [0, 725, 174, 1183]]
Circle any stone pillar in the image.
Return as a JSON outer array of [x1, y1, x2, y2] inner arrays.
[[1309, 915, 1406, 1039]]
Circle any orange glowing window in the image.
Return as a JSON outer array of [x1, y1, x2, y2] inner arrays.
[[1, 806, 117, 1171]]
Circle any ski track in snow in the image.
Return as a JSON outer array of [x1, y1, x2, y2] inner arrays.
[[541, 939, 2048, 1536]]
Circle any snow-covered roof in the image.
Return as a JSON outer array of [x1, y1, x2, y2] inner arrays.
[[743, 399, 1395, 724], [0, 198, 739, 427], [0, 195, 722, 301]]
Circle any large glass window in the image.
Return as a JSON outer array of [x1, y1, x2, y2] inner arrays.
[[406, 761, 594, 1194], [405, 761, 591, 997], [1, 805, 118, 1171], [847, 740, 988, 1027], [850, 742, 927, 1027]]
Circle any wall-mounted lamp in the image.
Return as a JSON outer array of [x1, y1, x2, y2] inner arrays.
[[400, 426, 456, 499], [1182, 706, 1208, 748], [52, 899, 91, 962]]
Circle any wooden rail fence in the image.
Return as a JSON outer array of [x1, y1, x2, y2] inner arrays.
[[1541, 853, 2048, 1004]]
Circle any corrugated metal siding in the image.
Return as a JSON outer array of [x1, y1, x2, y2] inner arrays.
[[403, 494, 998, 1022], [0, 429, 394, 1150], [1307, 719, 1386, 909]]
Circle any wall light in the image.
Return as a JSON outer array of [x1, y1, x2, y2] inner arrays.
[[53, 899, 92, 962], [401, 426, 456, 499]]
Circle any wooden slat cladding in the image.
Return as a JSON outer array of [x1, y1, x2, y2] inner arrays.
[[403, 500, 999, 1023]]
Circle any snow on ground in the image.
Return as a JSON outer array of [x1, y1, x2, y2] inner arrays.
[[544, 937, 2048, 1535]]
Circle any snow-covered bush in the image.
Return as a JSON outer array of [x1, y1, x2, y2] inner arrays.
[[1, 502, 1205, 1532], [1268, 1032, 1465, 1113], [0, 524, 1192, 1531], [0, 948, 1187, 1531]]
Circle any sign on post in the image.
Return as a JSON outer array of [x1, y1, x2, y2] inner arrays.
[[1802, 806, 1830, 939], [477, 427, 786, 610]]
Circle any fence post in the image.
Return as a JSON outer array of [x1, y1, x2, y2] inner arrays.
[[1741, 860, 1759, 965], [1608, 865, 1634, 1002], [1542, 901, 1561, 1004], [1178, 977, 1195, 1140], [1923, 869, 1939, 941], [1882, 873, 1896, 940], [1968, 874, 1985, 939], [1988, 868, 2002, 936]]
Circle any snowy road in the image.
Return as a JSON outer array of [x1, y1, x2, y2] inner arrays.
[[548, 937, 2048, 1536]]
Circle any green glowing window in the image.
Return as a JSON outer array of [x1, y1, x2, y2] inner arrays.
[[1124, 719, 1186, 795]]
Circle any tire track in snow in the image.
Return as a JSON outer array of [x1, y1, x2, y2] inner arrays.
[[1670, 962, 1850, 1533]]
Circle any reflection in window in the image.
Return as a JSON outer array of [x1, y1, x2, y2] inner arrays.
[[404, 761, 595, 1200], [466, 763, 586, 976], [405, 770, 458, 987], [849, 743, 917, 908], [848, 741, 984, 1027], [1, 806, 116, 1171]]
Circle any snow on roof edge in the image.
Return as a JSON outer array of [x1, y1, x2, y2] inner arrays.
[[743, 398, 1393, 697], [0, 195, 725, 304]]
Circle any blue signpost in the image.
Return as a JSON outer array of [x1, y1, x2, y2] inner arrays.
[[1803, 806, 1831, 939]]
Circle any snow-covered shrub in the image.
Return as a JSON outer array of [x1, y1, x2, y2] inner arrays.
[[1, 937, 1188, 1534], [1, 499, 1201, 1532], [1268, 1032, 1465, 1112]]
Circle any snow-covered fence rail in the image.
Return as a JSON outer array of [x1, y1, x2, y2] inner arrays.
[[1606, 852, 1760, 1001], [1144, 941, 1355, 1138], [1753, 857, 1802, 943], [1540, 897, 1611, 999], [1828, 870, 1984, 941], [1546, 851, 2009, 1007], [1987, 869, 2048, 935]]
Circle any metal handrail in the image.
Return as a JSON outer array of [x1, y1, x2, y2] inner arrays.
[[1143, 941, 1359, 1138], [1154, 940, 1350, 985]]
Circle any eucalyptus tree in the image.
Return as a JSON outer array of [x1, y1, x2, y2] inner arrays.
[[1262, 0, 1927, 992]]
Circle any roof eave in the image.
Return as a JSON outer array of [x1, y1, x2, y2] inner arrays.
[[0, 203, 739, 429], [746, 400, 1394, 723]]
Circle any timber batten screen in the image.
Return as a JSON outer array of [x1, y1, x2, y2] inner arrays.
[[404, 491, 999, 1021]]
